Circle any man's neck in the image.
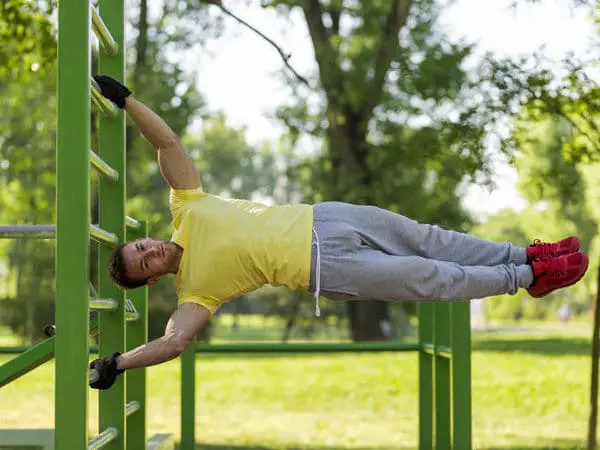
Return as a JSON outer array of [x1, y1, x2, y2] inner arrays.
[[169, 242, 183, 274]]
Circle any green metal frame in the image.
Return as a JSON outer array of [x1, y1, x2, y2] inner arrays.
[[0, 0, 168, 448], [0, 0, 473, 448], [418, 302, 472, 449]]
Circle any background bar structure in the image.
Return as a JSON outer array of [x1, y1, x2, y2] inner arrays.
[[418, 302, 472, 449], [126, 221, 149, 450], [97, 0, 128, 447], [55, 0, 92, 446]]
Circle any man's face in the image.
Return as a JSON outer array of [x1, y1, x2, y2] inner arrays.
[[121, 238, 174, 285]]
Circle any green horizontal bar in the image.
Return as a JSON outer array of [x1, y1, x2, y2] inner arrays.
[[0, 319, 99, 386], [195, 342, 420, 353], [0, 341, 419, 356], [88, 427, 118, 450], [91, 77, 117, 118], [90, 150, 119, 182], [89, 224, 118, 246], [126, 401, 140, 417], [90, 5, 118, 56], [90, 297, 118, 310], [0, 225, 55, 239], [0, 224, 119, 246], [126, 216, 141, 230]]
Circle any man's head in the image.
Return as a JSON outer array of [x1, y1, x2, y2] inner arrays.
[[109, 238, 181, 289]]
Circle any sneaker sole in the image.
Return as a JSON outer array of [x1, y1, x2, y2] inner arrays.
[[528, 257, 589, 298]]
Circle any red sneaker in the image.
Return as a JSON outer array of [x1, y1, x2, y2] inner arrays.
[[526, 236, 580, 262], [527, 252, 589, 298]]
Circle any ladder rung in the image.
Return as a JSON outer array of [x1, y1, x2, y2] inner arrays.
[[91, 77, 118, 118], [126, 216, 141, 230], [90, 5, 118, 56], [88, 426, 118, 450], [90, 150, 119, 182], [126, 401, 140, 417], [89, 298, 118, 311], [89, 224, 118, 246]]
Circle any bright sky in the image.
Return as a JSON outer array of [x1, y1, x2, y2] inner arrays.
[[193, 0, 597, 217]]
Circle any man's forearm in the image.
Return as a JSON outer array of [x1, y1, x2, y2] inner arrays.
[[116, 335, 185, 371], [124, 97, 179, 150]]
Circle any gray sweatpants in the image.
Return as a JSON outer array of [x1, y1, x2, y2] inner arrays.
[[309, 202, 534, 302]]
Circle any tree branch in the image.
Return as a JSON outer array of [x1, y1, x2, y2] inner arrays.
[[301, 0, 344, 104], [361, 0, 413, 118], [216, 3, 310, 87]]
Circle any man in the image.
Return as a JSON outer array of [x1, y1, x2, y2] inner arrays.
[[89, 75, 589, 390]]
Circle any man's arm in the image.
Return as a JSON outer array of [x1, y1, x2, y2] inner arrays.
[[117, 302, 210, 370], [93, 75, 201, 190], [123, 97, 201, 191], [89, 303, 210, 389]]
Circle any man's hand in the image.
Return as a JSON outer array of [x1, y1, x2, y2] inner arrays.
[[93, 75, 131, 108], [89, 352, 124, 390]]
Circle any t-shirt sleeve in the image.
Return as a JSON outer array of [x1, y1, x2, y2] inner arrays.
[[169, 187, 207, 218], [178, 293, 222, 316]]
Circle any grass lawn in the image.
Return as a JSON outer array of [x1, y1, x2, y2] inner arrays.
[[0, 325, 595, 449]]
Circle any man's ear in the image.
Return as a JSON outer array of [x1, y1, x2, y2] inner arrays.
[[147, 277, 160, 286]]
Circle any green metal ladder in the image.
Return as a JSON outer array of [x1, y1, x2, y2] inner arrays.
[[0, 0, 174, 448]]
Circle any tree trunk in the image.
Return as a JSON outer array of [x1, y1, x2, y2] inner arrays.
[[588, 264, 600, 450], [281, 292, 303, 343], [327, 117, 390, 341], [347, 300, 390, 341]]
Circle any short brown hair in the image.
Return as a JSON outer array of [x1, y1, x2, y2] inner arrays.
[[109, 243, 149, 289]]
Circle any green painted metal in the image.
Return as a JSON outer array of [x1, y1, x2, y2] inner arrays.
[[452, 302, 472, 449], [0, 337, 54, 387], [126, 222, 149, 450], [434, 303, 451, 450], [193, 341, 419, 353], [91, 298, 119, 310], [126, 216, 142, 230], [418, 303, 434, 450], [0, 429, 55, 449], [96, 0, 127, 447], [55, 0, 91, 446], [181, 344, 196, 450], [91, 150, 119, 182], [90, 224, 119, 246], [0, 319, 99, 386], [91, 5, 118, 56]]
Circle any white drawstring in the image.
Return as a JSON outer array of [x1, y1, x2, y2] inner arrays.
[[313, 228, 321, 317]]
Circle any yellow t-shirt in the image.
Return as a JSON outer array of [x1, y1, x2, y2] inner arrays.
[[169, 188, 314, 314]]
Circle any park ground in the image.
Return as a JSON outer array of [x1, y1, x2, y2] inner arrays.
[[0, 319, 594, 449]]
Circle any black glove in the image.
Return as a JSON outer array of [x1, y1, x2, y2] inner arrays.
[[89, 352, 124, 390], [93, 75, 131, 108]]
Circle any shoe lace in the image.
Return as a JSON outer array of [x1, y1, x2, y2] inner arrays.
[[531, 239, 555, 259], [545, 258, 567, 277]]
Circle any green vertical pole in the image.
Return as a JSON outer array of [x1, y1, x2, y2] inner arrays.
[[181, 344, 196, 450], [126, 222, 148, 450], [434, 303, 451, 450], [97, 0, 126, 447], [451, 302, 471, 449], [418, 302, 434, 450], [55, 0, 91, 448]]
